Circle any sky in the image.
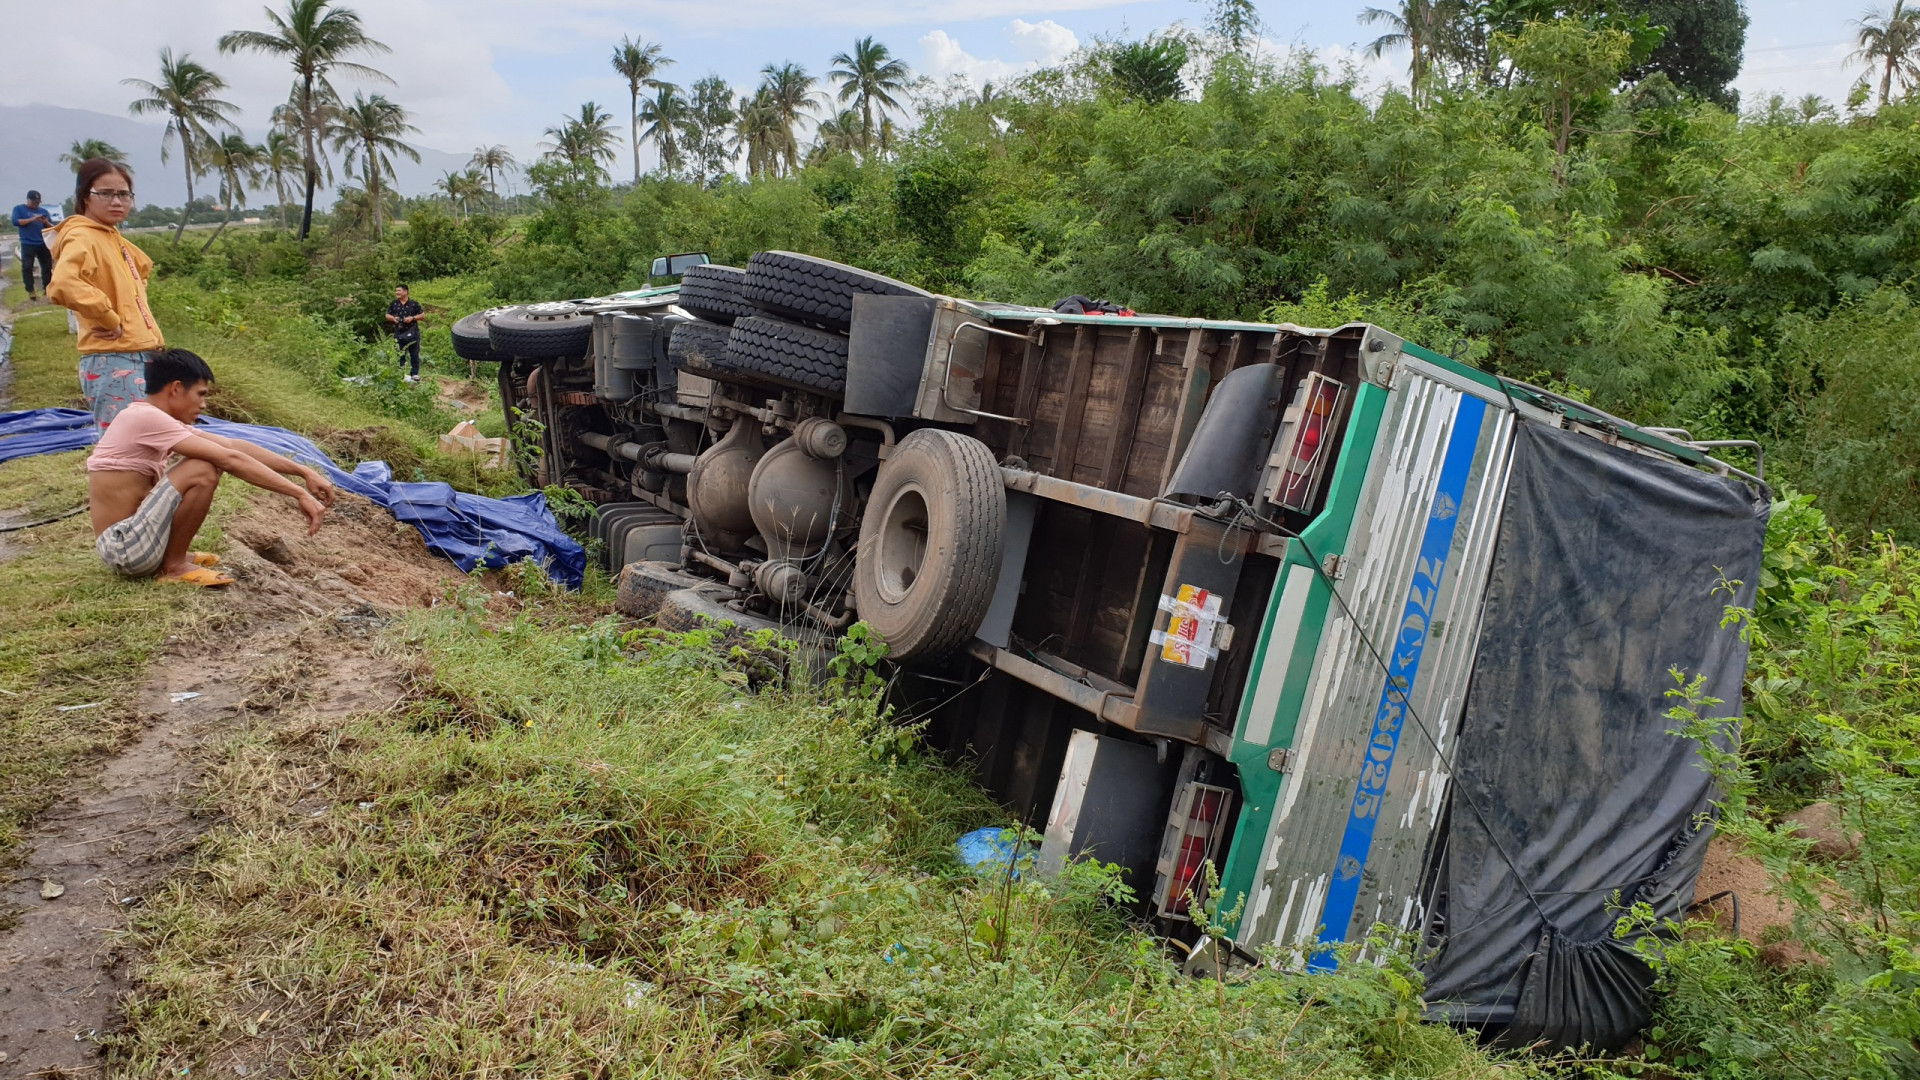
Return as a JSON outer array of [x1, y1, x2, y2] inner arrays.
[[0, 0, 1874, 190]]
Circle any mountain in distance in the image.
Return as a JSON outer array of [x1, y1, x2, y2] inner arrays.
[[0, 103, 471, 213]]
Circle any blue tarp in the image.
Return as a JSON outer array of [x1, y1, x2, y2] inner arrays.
[[0, 406, 585, 588]]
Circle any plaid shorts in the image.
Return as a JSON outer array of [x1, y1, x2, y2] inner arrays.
[[95, 478, 183, 577], [79, 351, 151, 429]]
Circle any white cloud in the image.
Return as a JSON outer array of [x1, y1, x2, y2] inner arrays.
[[920, 19, 1081, 87]]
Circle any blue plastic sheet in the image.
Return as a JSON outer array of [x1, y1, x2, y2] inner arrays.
[[955, 827, 1035, 878], [0, 408, 96, 463], [0, 407, 585, 588]]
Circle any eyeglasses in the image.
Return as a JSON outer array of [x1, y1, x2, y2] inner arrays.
[[88, 190, 135, 205]]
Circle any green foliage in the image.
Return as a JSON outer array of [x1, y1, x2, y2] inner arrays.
[[1106, 37, 1189, 103], [1616, 519, 1920, 1080], [393, 203, 498, 281], [1775, 288, 1920, 537], [1620, 0, 1750, 107]]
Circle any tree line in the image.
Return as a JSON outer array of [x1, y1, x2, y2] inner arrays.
[[84, 0, 923, 248]]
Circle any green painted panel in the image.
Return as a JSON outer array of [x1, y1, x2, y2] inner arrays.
[[1216, 381, 1388, 931]]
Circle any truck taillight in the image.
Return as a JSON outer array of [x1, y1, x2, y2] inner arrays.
[[1264, 373, 1347, 513], [1155, 782, 1234, 919]]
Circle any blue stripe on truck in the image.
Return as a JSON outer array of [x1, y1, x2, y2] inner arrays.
[[1308, 394, 1488, 971]]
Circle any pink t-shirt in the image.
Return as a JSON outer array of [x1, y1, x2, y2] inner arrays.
[[86, 400, 194, 482]]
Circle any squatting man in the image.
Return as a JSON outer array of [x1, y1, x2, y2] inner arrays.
[[88, 348, 336, 587]]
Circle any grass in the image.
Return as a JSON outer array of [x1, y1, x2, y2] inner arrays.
[[107, 600, 1525, 1078], [0, 291, 243, 864]]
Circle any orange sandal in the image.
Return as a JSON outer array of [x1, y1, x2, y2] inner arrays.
[[159, 567, 235, 588], [189, 552, 221, 568]]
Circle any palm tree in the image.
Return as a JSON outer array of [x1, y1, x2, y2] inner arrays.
[[326, 91, 419, 239], [1361, 1, 1451, 103], [262, 129, 303, 228], [731, 89, 785, 178], [541, 102, 618, 184], [639, 84, 695, 176], [201, 133, 266, 252], [61, 138, 126, 171], [1852, 1, 1920, 106], [220, 0, 391, 240], [435, 168, 486, 217], [124, 49, 240, 244], [808, 108, 863, 165], [469, 144, 516, 202], [758, 63, 820, 176], [827, 37, 911, 155], [611, 35, 672, 184]]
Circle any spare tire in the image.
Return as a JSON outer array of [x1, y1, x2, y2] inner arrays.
[[666, 319, 734, 374], [451, 310, 509, 363], [676, 265, 754, 326], [723, 315, 850, 395], [852, 429, 1005, 660], [741, 251, 929, 334], [488, 302, 592, 359]]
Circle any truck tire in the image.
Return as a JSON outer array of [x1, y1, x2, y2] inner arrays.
[[676, 265, 754, 326], [723, 315, 850, 395], [452, 310, 509, 363], [656, 584, 834, 679], [666, 319, 734, 374], [615, 560, 706, 619], [488, 302, 592, 359], [853, 429, 1005, 660], [741, 251, 929, 334]]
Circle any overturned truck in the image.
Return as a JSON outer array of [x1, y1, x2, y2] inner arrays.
[[455, 251, 1768, 1050]]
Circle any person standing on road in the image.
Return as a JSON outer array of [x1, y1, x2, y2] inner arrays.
[[46, 159, 163, 429], [11, 189, 55, 301], [385, 284, 425, 383]]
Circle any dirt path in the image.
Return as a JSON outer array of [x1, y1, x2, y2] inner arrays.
[[0, 493, 464, 1076]]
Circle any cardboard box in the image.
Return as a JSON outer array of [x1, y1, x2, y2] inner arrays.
[[438, 420, 508, 469]]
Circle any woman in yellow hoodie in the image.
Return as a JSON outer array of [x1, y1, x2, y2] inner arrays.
[[47, 158, 165, 429]]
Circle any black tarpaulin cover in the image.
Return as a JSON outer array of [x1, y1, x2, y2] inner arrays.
[[1420, 422, 1768, 1052]]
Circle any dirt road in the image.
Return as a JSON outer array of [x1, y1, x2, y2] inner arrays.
[[0, 490, 465, 1075]]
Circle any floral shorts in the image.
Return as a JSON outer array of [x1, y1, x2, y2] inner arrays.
[[79, 351, 150, 429]]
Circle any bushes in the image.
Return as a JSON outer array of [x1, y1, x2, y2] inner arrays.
[[1613, 498, 1920, 1080]]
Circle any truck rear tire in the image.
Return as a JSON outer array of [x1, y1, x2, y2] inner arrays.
[[676, 265, 754, 326], [452, 310, 509, 363], [656, 583, 835, 679], [616, 560, 706, 619], [853, 429, 1005, 660], [741, 251, 929, 334], [488, 302, 592, 359], [723, 315, 850, 395]]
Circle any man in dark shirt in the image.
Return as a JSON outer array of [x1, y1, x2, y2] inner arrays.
[[12, 190, 55, 301], [384, 284, 426, 383]]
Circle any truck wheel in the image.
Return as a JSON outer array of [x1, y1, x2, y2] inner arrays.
[[616, 560, 706, 619], [723, 315, 850, 395], [666, 319, 734, 373], [656, 584, 834, 679], [676, 265, 754, 326], [452, 310, 509, 363], [742, 251, 929, 334], [488, 302, 592, 359], [853, 429, 1005, 660]]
